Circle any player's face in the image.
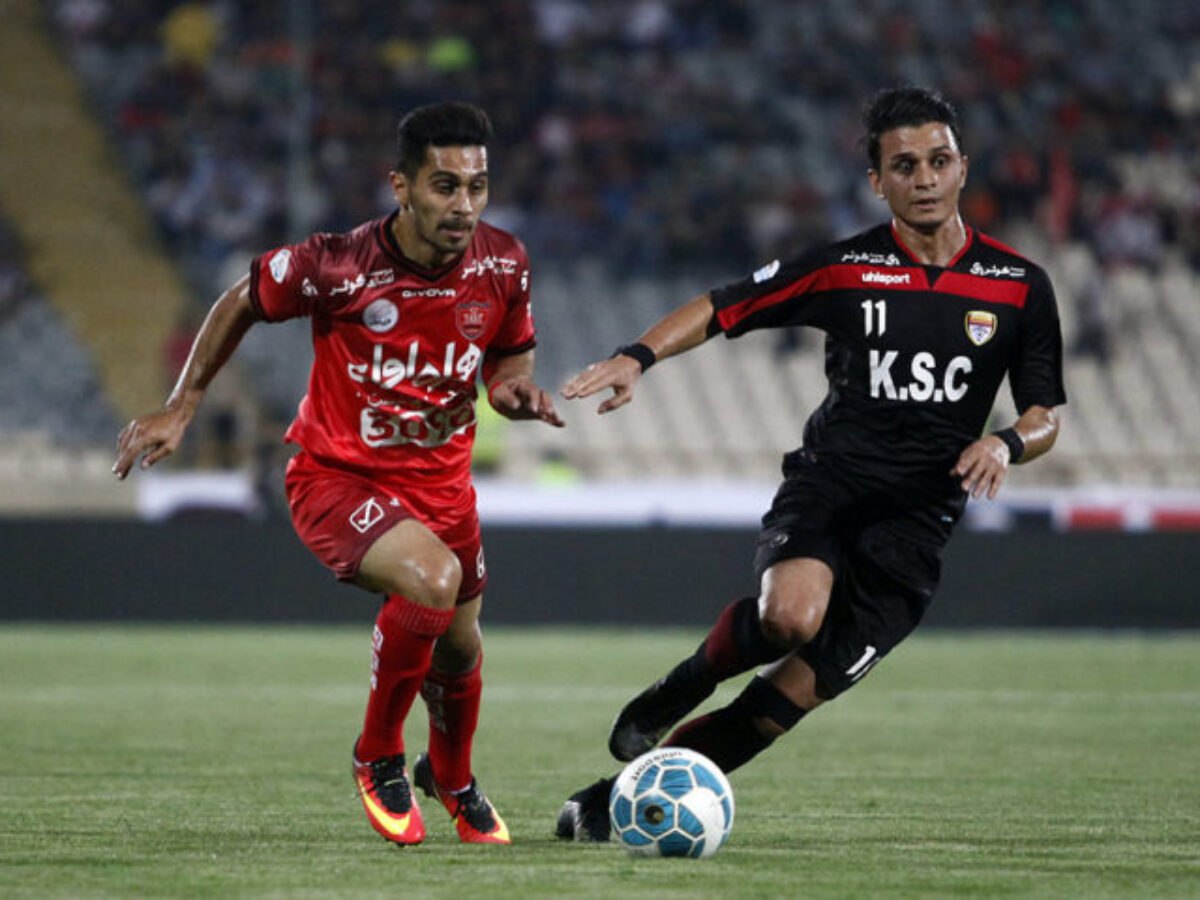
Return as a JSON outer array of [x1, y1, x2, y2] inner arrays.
[[390, 145, 489, 267], [868, 122, 967, 235]]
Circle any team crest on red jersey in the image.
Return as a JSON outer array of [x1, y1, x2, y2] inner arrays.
[[455, 298, 491, 340], [965, 310, 997, 346]]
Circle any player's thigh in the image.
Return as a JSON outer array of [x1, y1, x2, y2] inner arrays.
[[758, 556, 836, 647], [356, 517, 462, 605], [798, 527, 941, 700]]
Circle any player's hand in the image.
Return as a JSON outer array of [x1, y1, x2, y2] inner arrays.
[[112, 407, 192, 479], [560, 356, 642, 414], [488, 377, 564, 427], [951, 435, 1011, 500]]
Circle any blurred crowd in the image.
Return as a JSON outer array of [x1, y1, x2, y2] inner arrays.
[[48, 0, 1200, 305], [0, 218, 118, 444]]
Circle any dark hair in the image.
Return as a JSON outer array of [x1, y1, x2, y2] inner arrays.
[[395, 101, 493, 176], [862, 86, 962, 170]]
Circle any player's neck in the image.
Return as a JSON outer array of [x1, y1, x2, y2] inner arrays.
[[891, 213, 968, 267], [390, 214, 463, 271]]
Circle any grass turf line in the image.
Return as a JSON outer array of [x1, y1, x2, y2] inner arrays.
[[1, 625, 1198, 898]]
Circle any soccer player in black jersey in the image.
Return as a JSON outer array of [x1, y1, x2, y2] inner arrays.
[[555, 86, 1066, 840]]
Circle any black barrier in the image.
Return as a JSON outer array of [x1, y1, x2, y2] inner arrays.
[[0, 518, 1196, 628]]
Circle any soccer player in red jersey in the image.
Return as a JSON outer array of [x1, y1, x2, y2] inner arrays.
[[555, 87, 1066, 839], [114, 102, 563, 846]]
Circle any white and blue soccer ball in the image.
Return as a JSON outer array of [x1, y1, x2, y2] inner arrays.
[[608, 747, 735, 858]]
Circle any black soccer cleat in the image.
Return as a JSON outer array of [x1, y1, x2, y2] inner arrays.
[[554, 776, 615, 842], [608, 661, 717, 762]]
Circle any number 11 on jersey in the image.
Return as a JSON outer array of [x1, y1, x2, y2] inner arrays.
[[862, 299, 887, 336]]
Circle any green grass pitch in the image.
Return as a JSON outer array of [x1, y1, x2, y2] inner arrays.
[[1, 625, 1198, 898]]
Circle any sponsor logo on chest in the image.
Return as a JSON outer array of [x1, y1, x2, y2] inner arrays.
[[861, 270, 911, 286], [970, 262, 1025, 279]]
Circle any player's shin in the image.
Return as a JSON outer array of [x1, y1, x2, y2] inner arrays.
[[420, 655, 483, 793], [357, 595, 455, 762], [608, 596, 786, 762], [664, 675, 807, 775]]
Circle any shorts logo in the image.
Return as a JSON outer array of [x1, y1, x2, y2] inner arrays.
[[269, 249, 292, 283], [846, 645, 878, 682], [363, 299, 399, 333], [768, 532, 789, 548], [455, 298, 490, 340], [965, 310, 997, 346], [476, 547, 486, 579], [349, 497, 385, 534]]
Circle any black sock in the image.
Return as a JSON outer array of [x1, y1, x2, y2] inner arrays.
[[664, 706, 772, 774], [664, 676, 807, 774]]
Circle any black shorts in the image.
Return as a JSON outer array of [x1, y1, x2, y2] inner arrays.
[[752, 450, 944, 699]]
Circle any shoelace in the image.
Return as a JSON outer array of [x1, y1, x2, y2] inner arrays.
[[365, 758, 412, 811]]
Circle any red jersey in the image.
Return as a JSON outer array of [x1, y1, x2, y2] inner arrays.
[[249, 215, 536, 489]]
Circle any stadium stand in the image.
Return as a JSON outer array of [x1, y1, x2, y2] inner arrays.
[[0, 216, 132, 513], [2, 0, 1196, 502]]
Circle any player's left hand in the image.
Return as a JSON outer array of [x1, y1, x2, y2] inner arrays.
[[951, 435, 1011, 499], [488, 377, 565, 427]]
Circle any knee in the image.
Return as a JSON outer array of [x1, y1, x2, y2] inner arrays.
[[410, 552, 463, 610], [758, 594, 825, 649]]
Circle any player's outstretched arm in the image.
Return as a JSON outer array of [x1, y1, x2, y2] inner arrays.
[[952, 404, 1060, 499], [112, 276, 259, 479], [561, 293, 715, 414], [484, 348, 564, 427]]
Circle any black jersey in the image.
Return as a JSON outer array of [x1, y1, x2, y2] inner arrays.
[[710, 222, 1066, 530]]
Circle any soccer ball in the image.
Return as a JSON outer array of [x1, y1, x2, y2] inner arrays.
[[608, 747, 734, 858]]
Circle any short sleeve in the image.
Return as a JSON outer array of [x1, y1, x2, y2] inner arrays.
[[249, 235, 325, 322], [1010, 267, 1068, 412], [488, 241, 537, 354], [710, 247, 831, 338]]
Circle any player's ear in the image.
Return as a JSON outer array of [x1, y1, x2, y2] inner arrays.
[[960, 155, 968, 189], [867, 169, 884, 199], [389, 171, 411, 212]]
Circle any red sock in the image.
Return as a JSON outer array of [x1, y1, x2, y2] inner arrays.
[[356, 595, 455, 762], [702, 595, 780, 678], [420, 655, 483, 793]]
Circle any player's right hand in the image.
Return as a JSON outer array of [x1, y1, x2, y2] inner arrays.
[[112, 408, 190, 480], [560, 356, 642, 414]]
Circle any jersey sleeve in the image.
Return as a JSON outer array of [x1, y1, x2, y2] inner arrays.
[[486, 240, 537, 356], [1009, 266, 1068, 412], [709, 247, 832, 338], [248, 234, 326, 322]]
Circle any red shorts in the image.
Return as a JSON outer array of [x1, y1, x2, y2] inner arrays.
[[284, 452, 486, 602]]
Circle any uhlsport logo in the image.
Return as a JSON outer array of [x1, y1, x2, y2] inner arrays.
[[349, 497, 385, 534], [862, 270, 911, 285], [965, 310, 997, 346]]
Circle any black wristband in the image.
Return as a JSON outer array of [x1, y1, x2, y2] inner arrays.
[[991, 427, 1025, 463], [612, 342, 657, 373]]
